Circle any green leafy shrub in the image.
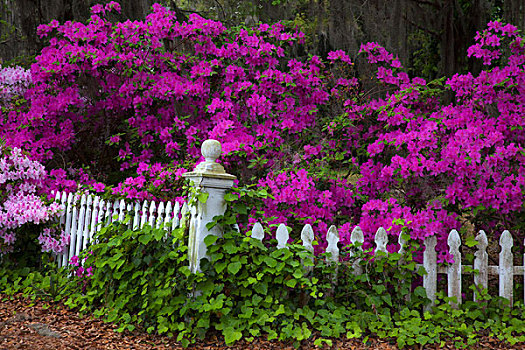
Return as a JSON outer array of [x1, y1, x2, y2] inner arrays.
[[2, 204, 525, 348]]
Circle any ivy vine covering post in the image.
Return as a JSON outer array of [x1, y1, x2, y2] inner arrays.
[[182, 140, 236, 273]]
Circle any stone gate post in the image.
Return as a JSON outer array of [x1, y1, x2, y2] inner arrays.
[[182, 139, 236, 273]]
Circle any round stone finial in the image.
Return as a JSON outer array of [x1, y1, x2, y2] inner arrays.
[[201, 139, 222, 162]]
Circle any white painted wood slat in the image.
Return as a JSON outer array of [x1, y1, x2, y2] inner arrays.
[[276, 224, 289, 249], [350, 226, 364, 276], [423, 236, 437, 309], [473, 230, 488, 301], [251, 222, 264, 241], [499, 230, 513, 305], [447, 230, 462, 308]]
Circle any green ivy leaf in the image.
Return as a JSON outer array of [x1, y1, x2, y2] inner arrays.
[[228, 262, 242, 275], [197, 192, 209, 203], [138, 233, 152, 245], [223, 327, 242, 344]]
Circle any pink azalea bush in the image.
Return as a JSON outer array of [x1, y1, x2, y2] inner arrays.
[[0, 1, 524, 262], [343, 22, 525, 258], [0, 66, 32, 105], [0, 145, 66, 255]]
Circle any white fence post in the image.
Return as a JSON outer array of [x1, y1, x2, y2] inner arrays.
[[182, 139, 236, 273]]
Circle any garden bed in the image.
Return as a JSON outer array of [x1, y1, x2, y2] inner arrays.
[[0, 294, 516, 350]]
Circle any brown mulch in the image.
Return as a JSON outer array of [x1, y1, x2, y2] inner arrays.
[[0, 294, 518, 350]]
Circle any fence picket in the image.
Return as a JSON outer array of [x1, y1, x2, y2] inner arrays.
[[423, 236, 437, 309], [50, 187, 523, 309], [148, 201, 157, 227], [133, 202, 140, 230], [375, 227, 388, 256], [350, 226, 364, 275], [125, 202, 133, 229], [164, 201, 173, 231], [61, 193, 74, 267], [447, 230, 462, 308], [180, 202, 188, 228], [499, 230, 513, 305], [172, 202, 181, 230], [55, 191, 66, 267], [301, 224, 314, 274], [59, 192, 67, 226], [398, 232, 407, 255], [118, 199, 126, 223], [67, 195, 79, 264], [474, 230, 488, 301], [276, 224, 289, 249], [104, 200, 112, 226], [81, 195, 92, 251], [97, 199, 106, 234], [156, 202, 165, 229], [326, 226, 339, 264], [251, 222, 264, 241], [89, 196, 100, 243], [74, 194, 87, 257], [140, 201, 148, 229], [111, 201, 119, 223]]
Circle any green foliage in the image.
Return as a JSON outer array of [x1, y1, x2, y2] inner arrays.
[[1, 203, 525, 348], [0, 259, 70, 301]]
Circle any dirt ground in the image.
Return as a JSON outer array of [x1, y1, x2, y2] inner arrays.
[[0, 294, 520, 350]]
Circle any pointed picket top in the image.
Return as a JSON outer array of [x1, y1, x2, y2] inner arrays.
[[119, 199, 126, 222], [475, 230, 488, 253], [140, 200, 149, 228], [375, 227, 388, 255], [251, 222, 264, 241], [474, 230, 488, 300], [447, 229, 461, 258], [172, 201, 181, 230], [133, 202, 141, 230], [350, 226, 364, 247], [499, 230, 513, 304], [156, 201, 165, 229], [148, 201, 157, 227], [276, 224, 289, 249], [500, 230, 513, 250], [423, 235, 437, 309], [54, 191, 61, 201], [301, 224, 315, 254], [326, 225, 340, 264]]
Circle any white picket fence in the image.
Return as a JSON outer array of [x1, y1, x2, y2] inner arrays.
[[249, 222, 524, 307], [55, 188, 523, 306], [52, 191, 188, 267]]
